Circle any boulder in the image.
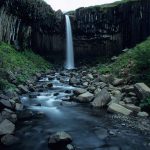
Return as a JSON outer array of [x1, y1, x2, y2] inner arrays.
[[76, 92, 94, 103], [87, 74, 94, 79], [48, 131, 72, 149], [1, 109, 17, 123], [18, 85, 29, 94], [91, 89, 111, 107], [15, 103, 24, 111], [137, 112, 149, 117], [73, 88, 87, 95], [108, 103, 133, 116], [0, 119, 15, 135], [121, 104, 141, 113], [1, 134, 19, 146], [134, 83, 150, 100], [0, 99, 12, 109], [69, 77, 80, 85], [113, 78, 124, 86]]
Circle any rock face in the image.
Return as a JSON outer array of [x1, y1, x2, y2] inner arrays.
[[1, 0, 150, 60], [91, 89, 111, 107], [73, 0, 150, 58], [0, 0, 65, 58]]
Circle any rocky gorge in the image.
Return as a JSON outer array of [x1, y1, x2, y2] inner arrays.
[[0, 0, 150, 150]]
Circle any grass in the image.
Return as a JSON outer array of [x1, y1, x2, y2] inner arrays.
[[98, 37, 150, 85], [0, 42, 51, 90]]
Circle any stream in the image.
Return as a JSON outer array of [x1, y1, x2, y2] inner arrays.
[[4, 72, 150, 150]]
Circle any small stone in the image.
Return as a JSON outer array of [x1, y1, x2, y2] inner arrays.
[[137, 112, 149, 117], [15, 103, 23, 111], [113, 78, 124, 86], [66, 144, 75, 150]]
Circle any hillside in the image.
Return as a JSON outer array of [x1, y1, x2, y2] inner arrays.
[[0, 42, 51, 91]]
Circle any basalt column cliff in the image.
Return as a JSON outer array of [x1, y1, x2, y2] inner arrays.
[[72, 0, 150, 58], [0, 0, 64, 59]]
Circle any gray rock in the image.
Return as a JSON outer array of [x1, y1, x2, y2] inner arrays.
[[1, 109, 17, 123], [15, 103, 24, 111], [73, 88, 87, 95], [1, 134, 19, 146], [48, 131, 72, 148], [0, 99, 12, 109], [77, 92, 94, 103], [108, 103, 133, 116], [66, 144, 75, 150], [137, 112, 149, 117], [121, 104, 141, 113], [69, 77, 80, 85], [0, 119, 15, 135], [113, 78, 124, 86], [134, 83, 150, 100], [87, 74, 94, 79], [18, 85, 29, 94], [91, 89, 111, 107]]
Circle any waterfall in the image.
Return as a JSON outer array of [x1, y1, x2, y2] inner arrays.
[[65, 15, 75, 70]]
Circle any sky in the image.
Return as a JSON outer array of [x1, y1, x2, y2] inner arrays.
[[44, 0, 118, 12]]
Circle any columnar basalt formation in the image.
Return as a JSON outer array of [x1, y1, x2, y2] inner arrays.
[[0, 0, 65, 58], [73, 0, 150, 58], [0, 0, 150, 60]]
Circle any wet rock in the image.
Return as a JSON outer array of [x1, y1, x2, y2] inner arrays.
[[137, 112, 149, 117], [91, 89, 111, 107], [18, 85, 29, 94], [66, 144, 75, 150], [134, 83, 150, 100], [69, 77, 80, 85], [0, 99, 12, 109], [73, 88, 87, 95], [76, 92, 94, 103], [47, 83, 53, 88], [15, 103, 24, 111], [95, 128, 108, 140], [0, 119, 15, 135], [108, 103, 133, 116], [65, 90, 72, 94], [1, 109, 17, 123], [48, 131, 72, 149], [1, 134, 19, 146], [54, 93, 59, 96], [113, 78, 124, 86], [29, 93, 38, 98]]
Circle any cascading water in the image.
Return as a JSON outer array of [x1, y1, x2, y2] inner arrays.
[[65, 15, 75, 69]]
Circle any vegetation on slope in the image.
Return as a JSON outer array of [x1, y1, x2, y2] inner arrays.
[[98, 37, 150, 85], [0, 42, 51, 90]]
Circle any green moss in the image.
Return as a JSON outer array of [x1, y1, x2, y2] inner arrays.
[[0, 42, 51, 90], [98, 37, 150, 85]]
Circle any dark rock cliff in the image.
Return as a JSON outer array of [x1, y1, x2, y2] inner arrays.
[[0, 0, 150, 61], [73, 0, 150, 58], [0, 0, 65, 60]]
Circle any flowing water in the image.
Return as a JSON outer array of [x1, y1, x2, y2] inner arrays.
[[65, 15, 75, 70], [2, 72, 150, 150]]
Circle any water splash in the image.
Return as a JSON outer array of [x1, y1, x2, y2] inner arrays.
[[65, 15, 75, 70]]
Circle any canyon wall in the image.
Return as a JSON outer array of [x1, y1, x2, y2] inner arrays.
[[0, 0, 65, 60], [0, 0, 150, 60], [73, 0, 150, 58]]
